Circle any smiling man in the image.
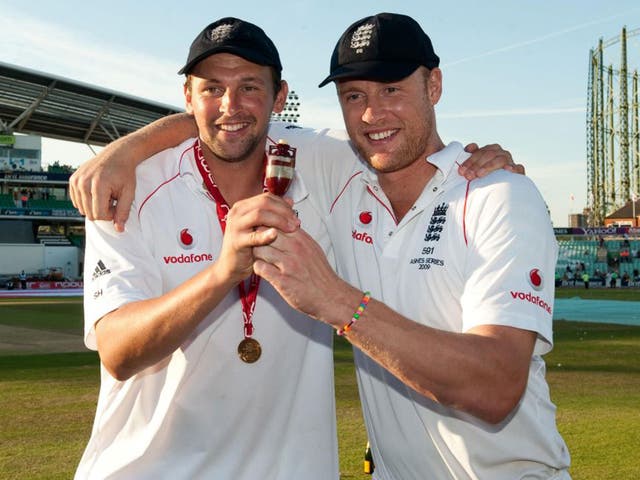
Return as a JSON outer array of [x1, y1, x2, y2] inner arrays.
[[72, 14, 525, 480], [253, 13, 572, 479], [75, 18, 341, 479]]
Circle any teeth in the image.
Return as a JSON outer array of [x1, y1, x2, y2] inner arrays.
[[368, 130, 395, 141], [219, 123, 247, 132]]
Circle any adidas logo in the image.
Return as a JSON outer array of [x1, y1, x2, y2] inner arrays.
[[92, 260, 111, 281]]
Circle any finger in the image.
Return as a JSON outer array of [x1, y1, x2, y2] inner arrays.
[[463, 146, 513, 178], [282, 196, 295, 207], [248, 227, 279, 247], [113, 183, 135, 233], [77, 175, 93, 220], [253, 258, 281, 282], [473, 153, 509, 178], [508, 163, 526, 175], [463, 142, 479, 153], [256, 194, 299, 228], [459, 144, 493, 178], [91, 180, 115, 222], [231, 198, 300, 233], [69, 172, 82, 212], [71, 171, 92, 217], [253, 244, 275, 264]]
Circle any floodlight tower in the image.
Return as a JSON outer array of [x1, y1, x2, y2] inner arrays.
[[270, 90, 301, 124], [586, 26, 640, 225]]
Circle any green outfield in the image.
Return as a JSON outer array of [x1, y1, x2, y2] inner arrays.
[[0, 292, 639, 479]]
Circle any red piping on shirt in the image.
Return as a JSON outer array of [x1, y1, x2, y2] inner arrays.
[[137, 143, 192, 220], [463, 180, 471, 246], [330, 171, 363, 213], [366, 186, 398, 225], [329, 171, 398, 225]]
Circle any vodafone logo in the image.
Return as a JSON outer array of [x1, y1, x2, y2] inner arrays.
[[527, 268, 543, 291], [352, 229, 373, 245], [163, 253, 213, 264], [509, 290, 552, 315], [358, 211, 373, 226], [178, 228, 196, 250]]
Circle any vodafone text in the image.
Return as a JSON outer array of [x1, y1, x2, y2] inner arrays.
[[510, 290, 552, 314], [163, 253, 214, 264], [352, 230, 373, 244]]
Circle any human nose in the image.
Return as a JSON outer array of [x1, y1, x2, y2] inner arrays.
[[220, 88, 239, 115], [361, 99, 385, 124]]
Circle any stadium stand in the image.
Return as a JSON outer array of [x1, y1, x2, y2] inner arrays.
[[0, 193, 15, 208], [0, 62, 184, 286], [556, 238, 640, 287]]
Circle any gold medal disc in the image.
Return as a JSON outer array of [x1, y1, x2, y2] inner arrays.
[[238, 338, 262, 363]]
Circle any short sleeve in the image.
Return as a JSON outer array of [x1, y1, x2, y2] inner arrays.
[[82, 209, 162, 350], [460, 173, 558, 355]]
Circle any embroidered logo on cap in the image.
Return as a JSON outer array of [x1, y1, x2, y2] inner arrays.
[[178, 228, 196, 250], [210, 23, 234, 43], [527, 268, 544, 291], [351, 23, 374, 53]]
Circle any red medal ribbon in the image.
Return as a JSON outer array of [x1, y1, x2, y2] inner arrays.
[[193, 139, 266, 339]]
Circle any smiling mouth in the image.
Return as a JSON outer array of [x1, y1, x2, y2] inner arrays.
[[367, 129, 397, 141], [217, 122, 250, 132]]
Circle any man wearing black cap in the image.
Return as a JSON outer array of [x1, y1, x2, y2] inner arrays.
[[254, 12, 572, 480], [71, 14, 526, 479], [75, 18, 342, 479]]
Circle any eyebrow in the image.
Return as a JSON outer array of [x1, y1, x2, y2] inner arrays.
[[202, 75, 267, 85]]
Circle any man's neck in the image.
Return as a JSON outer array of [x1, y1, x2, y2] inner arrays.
[[202, 149, 265, 206], [378, 142, 445, 222]]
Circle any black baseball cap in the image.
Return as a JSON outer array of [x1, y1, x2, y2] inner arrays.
[[318, 13, 440, 87], [178, 17, 282, 75]]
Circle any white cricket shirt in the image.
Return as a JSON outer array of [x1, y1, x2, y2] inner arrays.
[[78, 130, 340, 480], [315, 140, 571, 480]]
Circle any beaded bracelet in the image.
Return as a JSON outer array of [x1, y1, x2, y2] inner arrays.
[[337, 291, 371, 336]]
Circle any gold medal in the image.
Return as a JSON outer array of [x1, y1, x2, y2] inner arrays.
[[237, 338, 262, 363]]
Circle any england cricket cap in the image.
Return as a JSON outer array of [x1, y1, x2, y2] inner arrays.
[[178, 17, 282, 75], [318, 12, 440, 87]]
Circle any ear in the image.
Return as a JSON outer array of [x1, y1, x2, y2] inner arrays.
[[272, 80, 289, 114], [427, 68, 443, 106], [184, 81, 194, 114]]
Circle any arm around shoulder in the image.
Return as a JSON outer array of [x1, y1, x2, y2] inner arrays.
[[69, 113, 197, 230]]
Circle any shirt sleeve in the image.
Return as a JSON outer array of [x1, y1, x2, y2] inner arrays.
[[82, 209, 162, 350], [460, 172, 558, 355]]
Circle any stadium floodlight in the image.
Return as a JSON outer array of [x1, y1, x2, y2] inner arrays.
[[270, 90, 302, 125]]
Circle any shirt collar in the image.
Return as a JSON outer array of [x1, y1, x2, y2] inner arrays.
[[425, 141, 469, 183], [359, 141, 469, 189]]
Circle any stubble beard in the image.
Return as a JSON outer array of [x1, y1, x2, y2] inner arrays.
[[200, 122, 268, 164], [206, 135, 264, 164], [351, 129, 431, 174]]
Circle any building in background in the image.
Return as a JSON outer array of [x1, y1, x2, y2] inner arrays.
[[604, 199, 640, 227], [0, 133, 82, 288], [568, 212, 587, 228], [0, 61, 181, 290], [0, 133, 41, 171]]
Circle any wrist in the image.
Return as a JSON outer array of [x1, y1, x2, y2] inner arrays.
[[336, 291, 371, 336]]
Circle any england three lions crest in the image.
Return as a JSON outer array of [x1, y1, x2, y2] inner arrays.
[[424, 203, 448, 243]]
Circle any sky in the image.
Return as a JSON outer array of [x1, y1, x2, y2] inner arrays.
[[2, 0, 640, 227]]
